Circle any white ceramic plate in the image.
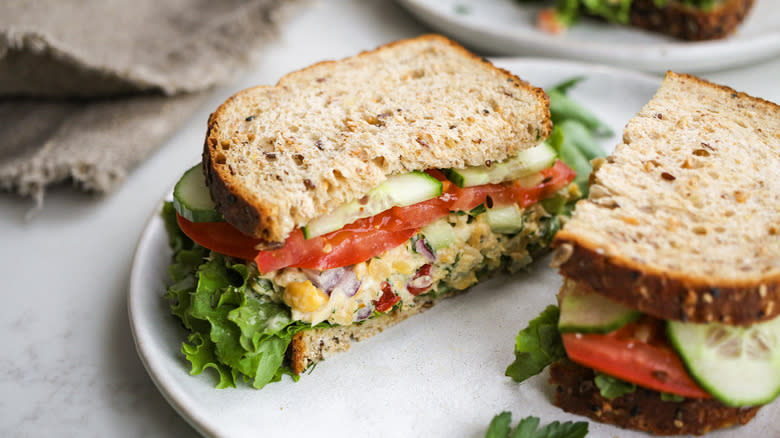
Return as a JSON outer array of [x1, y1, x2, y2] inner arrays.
[[129, 59, 778, 438], [397, 0, 780, 73]]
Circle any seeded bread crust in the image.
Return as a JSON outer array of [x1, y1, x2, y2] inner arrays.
[[553, 243, 780, 325], [552, 72, 780, 325], [549, 360, 761, 435], [629, 0, 755, 41], [203, 34, 551, 243], [289, 295, 442, 375]]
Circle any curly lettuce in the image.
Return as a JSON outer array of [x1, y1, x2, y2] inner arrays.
[[162, 202, 310, 389]]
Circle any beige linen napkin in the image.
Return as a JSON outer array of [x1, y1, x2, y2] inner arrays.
[[0, 0, 292, 203]]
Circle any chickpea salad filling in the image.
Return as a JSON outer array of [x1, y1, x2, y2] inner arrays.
[[252, 204, 563, 327], [161, 193, 574, 389]]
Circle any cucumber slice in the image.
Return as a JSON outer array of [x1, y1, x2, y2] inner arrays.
[[173, 164, 223, 222], [444, 142, 557, 188], [302, 171, 442, 239], [558, 282, 640, 334], [485, 204, 524, 234], [667, 317, 780, 407], [420, 219, 456, 250], [540, 194, 568, 215]]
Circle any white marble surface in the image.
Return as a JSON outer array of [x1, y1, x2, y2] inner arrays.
[[0, 1, 778, 437]]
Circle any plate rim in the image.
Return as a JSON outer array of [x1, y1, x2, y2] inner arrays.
[[127, 196, 219, 438]]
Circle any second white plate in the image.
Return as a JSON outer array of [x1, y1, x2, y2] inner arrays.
[[397, 0, 780, 73]]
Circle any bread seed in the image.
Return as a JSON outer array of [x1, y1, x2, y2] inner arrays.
[[620, 216, 639, 225], [652, 370, 669, 382], [551, 244, 573, 267]]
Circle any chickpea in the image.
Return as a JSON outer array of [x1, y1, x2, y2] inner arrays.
[[283, 280, 328, 313]]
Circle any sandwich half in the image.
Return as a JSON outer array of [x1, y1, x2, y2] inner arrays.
[[507, 72, 780, 435], [164, 34, 581, 389]]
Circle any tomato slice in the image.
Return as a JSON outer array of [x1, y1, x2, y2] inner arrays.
[[255, 226, 420, 273], [178, 160, 576, 271], [176, 214, 263, 260], [512, 160, 577, 207], [254, 200, 451, 272], [447, 160, 576, 211], [561, 317, 711, 398]]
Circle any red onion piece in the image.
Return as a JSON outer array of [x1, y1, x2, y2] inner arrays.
[[334, 267, 360, 297], [355, 304, 372, 321], [415, 238, 436, 262], [303, 267, 347, 295]]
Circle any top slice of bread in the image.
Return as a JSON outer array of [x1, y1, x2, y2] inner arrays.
[[553, 72, 780, 325], [203, 34, 550, 244]]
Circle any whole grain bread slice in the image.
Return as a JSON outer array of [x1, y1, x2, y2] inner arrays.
[[549, 359, 761, 435], [552, 72, 780, 325], [629, 0, 755, 41], [289, 294, 442, 375], [203, 34, 550, 244]]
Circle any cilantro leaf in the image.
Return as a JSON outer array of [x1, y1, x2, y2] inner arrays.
[[512, 416, 541, 437], [506, 305, 566, 382], [486, 412, 513, 438], [485, 413, 588, 438]]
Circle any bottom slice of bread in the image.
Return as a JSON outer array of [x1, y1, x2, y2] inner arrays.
[[549, 360, 761, 436], [289, 295, 445, 374]]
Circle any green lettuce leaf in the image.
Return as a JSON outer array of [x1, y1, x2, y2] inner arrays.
[[182, 332, 236, 389], [161, 202, 310, 389], [660, 392, 685, 402], [580, 0, 633, 24], [593, 372, 636, 399], [506, 305, 566, 382]]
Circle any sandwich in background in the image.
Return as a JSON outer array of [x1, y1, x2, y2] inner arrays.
[[507, 72, 780, 435], [163, 35, 604, 389], [527, 0, 755, 41]]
